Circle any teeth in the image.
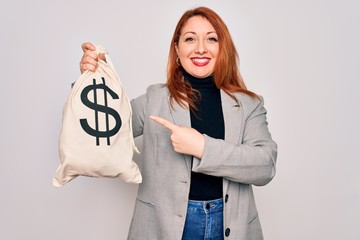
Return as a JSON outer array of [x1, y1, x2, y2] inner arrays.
[[192, 58, 209, 63]]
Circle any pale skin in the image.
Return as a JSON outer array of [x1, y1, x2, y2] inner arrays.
[[79, 16, 220, 159], [175, 16, 219, 78]]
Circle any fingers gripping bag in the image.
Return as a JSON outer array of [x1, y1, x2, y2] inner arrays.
[[53, 45, 141, 187]]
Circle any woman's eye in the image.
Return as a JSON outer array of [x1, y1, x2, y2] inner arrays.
[[208, 37, 218, 42], [185, 37, 195, 42]]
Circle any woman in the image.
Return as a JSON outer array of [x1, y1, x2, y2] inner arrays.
[[80, 7, 277, 240]]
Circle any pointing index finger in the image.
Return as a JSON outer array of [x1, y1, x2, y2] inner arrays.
[[150, 115, 177, 131]]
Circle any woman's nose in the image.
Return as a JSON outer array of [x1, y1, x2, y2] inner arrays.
[[194, 40, 207, 54]]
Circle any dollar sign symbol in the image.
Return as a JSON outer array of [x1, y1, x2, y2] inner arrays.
[[80, 77, 122, 146]]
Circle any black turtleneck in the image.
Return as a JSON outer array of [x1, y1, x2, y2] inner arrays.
[[183, 70, 225, 201]]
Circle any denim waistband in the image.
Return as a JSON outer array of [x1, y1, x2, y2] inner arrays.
[[187, 198, 224, 213]]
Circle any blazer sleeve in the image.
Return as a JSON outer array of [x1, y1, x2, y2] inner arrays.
[[130, 94, 147, 138], [192, 96, 278, 186]]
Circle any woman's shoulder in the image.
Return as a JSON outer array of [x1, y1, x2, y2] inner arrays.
[[131, 83, 168, 112], [145, 83, 168, 94], [231, 91, 263, 105], [142, 83, 169, 102], [233, 92, 266, 117], [131, 83, 167, 103]]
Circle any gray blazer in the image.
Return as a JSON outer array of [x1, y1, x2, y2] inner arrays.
[[128, 84, 277, 240]]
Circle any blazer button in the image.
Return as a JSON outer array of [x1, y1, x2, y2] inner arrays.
[[225, 194, 229, 203], [225, 228, 231, 237]]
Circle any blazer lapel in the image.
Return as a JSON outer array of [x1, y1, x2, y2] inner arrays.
[[221, 90, 243, 144], [221, 90, 244, 193], [169, 91, 243, 143], [168, 98, 191, 128], [167, 96, 193, 175], [166, 91, 244, 185]]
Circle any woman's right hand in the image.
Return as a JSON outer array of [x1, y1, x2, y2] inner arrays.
[[79, 42, 106, 73]]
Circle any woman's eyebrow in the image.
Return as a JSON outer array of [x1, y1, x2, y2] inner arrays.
[[182, 31, 217, 35]]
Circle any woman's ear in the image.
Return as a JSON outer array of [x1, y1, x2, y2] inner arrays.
[[175, 44, 179, 55]]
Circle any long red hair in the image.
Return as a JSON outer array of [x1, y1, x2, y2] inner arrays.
[[167, 7, 257, 109]]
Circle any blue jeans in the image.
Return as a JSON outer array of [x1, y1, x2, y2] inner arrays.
[[182, 198, 224, 240]]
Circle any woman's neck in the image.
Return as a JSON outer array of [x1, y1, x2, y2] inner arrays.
[[182, 70, 216, 90]]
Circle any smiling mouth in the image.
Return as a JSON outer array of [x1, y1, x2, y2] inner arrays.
[[191, 58, 210, 66]]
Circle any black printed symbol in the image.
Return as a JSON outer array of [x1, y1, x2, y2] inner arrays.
[[80, 77, 122, 145]]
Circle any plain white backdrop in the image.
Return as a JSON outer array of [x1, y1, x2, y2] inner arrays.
[[1, 0, 359, 239]]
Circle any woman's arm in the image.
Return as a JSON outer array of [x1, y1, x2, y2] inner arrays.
[[192, 97, 278, 186]]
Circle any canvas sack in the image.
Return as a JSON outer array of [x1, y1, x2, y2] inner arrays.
[[53, 45, 141, 187]]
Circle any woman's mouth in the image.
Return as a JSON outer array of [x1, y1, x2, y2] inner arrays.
[[191, 58, 210, 66]]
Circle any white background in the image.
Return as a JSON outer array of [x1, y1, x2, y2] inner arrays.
[[1, 0, 359, 239]]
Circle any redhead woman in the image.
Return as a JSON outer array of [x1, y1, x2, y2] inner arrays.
[[79, 6, 277, 240]]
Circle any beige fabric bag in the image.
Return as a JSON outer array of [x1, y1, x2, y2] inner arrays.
[[53, 45, 141, 187]]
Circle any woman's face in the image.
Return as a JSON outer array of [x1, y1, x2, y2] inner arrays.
[[175, 16, 219, 78]]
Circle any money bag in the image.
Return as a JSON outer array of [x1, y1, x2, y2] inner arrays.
[[53, 45, 141, 187]]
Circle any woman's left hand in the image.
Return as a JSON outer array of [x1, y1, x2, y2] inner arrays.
[[150, 115, 205, 159]]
